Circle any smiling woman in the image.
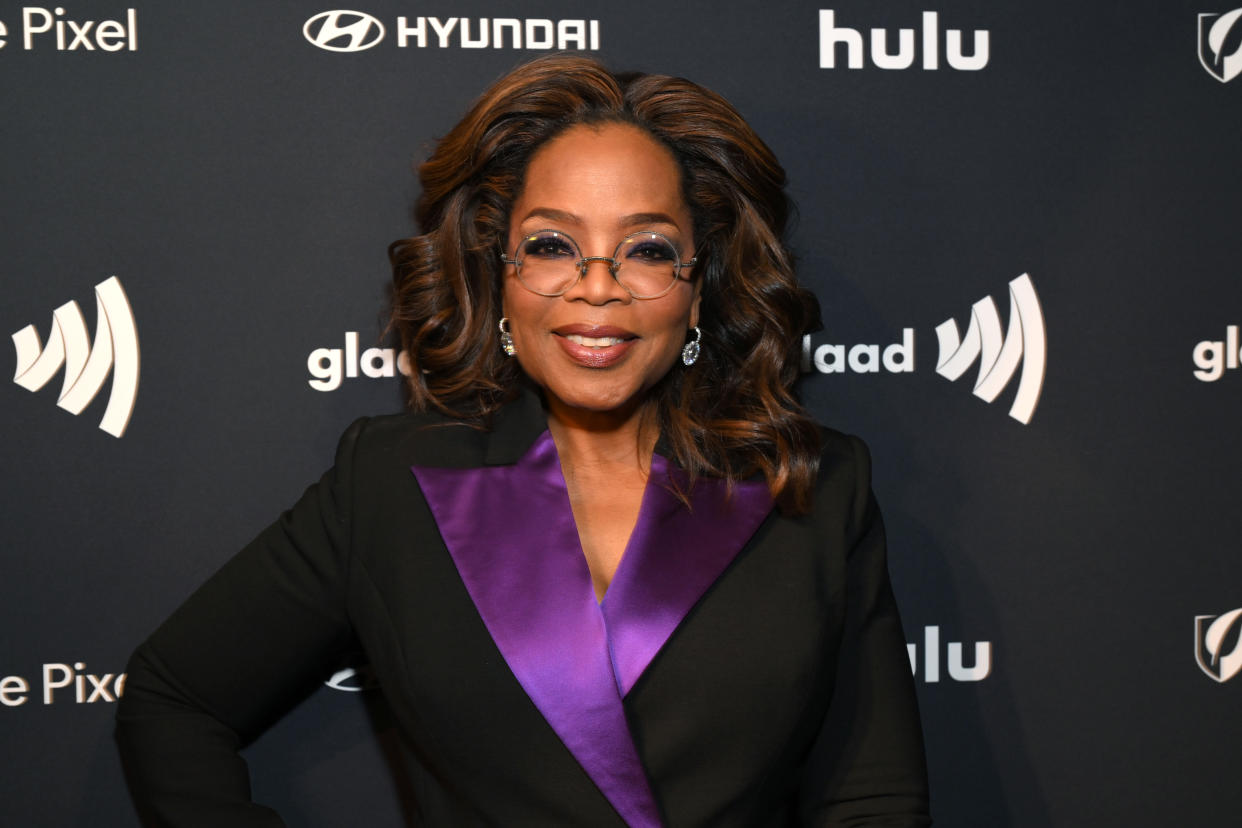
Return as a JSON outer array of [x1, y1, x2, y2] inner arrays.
[[389, 55, 825, 515], [117, 54, 931, 827], [503, 125, 699, 417]]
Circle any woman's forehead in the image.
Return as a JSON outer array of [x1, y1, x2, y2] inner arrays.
[[513, 124, 691, 235]]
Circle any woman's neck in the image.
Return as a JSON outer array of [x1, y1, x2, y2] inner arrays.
[[543, 395, 657, 601], [544, 397, 657, 478]]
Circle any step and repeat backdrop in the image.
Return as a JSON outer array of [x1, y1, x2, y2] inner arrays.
[[3, 1, 1241, 825]]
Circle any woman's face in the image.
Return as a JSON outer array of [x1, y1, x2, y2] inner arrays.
[[503, 123, 700, 420]]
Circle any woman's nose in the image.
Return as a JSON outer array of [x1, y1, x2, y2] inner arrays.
[[565, 256, 630, 303]]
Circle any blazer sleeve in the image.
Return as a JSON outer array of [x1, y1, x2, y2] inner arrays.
[[114, 418, 368, 827], [799, 436, 932, 827]]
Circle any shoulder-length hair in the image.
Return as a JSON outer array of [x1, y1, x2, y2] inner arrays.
[[389, 54, 823, 514]]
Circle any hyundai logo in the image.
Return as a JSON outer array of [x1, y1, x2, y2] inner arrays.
[[304, 10, 385, 52]]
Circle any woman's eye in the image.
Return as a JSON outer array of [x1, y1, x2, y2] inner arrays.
[[523, 236, 575, 258], [627, 242, 676, 262]]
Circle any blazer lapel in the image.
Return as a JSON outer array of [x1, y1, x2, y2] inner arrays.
[[411, 410, 775, 827], [412, 431, 663, 828], [601, 456, 773, 696]]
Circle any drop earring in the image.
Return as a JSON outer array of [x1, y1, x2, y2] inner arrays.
[[499, 317, 516, 357], [681, 326, 701, 366]]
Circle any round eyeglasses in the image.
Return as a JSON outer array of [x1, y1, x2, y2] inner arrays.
[[499, 230, 696, 299]]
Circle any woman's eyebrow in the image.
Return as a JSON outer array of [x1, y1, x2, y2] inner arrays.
[[518, 207, 581, 225], [618, 212, 681, 229], [516, 208, 682, 229]]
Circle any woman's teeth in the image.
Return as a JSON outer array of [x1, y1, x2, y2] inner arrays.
[[565, 334, 626, 347]]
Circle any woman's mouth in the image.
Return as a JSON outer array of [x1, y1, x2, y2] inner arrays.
[[553, 326, 637, 368], [564, 334, 628, 348]]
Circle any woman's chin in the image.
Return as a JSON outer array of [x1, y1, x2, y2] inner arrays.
[[541, 384, 648, 422]]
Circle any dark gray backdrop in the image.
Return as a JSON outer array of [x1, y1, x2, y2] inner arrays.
[[4, 1, 1242, 825]]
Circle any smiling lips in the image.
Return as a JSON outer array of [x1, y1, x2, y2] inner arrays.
[[553, 325, 637, 368]]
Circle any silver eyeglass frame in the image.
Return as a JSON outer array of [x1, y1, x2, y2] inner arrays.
[[499, 229, 697, 300]]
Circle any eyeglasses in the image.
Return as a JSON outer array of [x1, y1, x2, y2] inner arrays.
[[499, 229, 696, 299]]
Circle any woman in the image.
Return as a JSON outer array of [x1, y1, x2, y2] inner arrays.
[[116, 55, 930, 826]]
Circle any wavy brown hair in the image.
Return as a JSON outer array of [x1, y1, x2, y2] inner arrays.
[[389, 54, 823, 513]]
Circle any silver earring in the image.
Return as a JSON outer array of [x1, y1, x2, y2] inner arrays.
[[681, 326, 701, 366], [499, 318, 516, 357]]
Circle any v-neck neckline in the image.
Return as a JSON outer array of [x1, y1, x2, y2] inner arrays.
[[571, 462, 657, 607]]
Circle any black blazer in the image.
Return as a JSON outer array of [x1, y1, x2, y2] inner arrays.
[[116, 392, 930, 826]]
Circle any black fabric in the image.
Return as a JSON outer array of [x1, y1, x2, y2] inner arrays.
[[115, 396, 930, 826]]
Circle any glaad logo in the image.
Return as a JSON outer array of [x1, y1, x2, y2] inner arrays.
[[303, 11, 600, 52], [1192, 325, 1241, 381], [0, 8, 138, 51], [802, 328, 915, 375], [1199, 7, 1242, 83], [308, 331, 411, 391], [819, 10, 988, 70], [907, 625, 992, 683], [935, 274, 1046, 424], [11, 276, 140, 438], [1195, 608, 1242, 682], [303, 10, 384, 52], [801, 274, 1047, 424]]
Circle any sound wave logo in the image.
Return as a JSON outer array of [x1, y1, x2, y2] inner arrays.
[[1199, 7, 1242, 83], [934, 273, 1046, 424], [11, 276, 140, 438], [1196, 608, 1242, 682]]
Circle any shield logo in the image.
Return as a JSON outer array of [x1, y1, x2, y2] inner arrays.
[[1196, 608, 1242, 682], [1199, 8, 1242, 83]]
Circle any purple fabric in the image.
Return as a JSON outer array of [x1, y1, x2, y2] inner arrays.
[[411, 430, 773, 827], [601, 453, 773, 695]]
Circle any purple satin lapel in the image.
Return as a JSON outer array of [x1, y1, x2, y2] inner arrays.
[[411, 431, 773, 827], [602, 455, 773, 696], [412, 432, 661, 828]]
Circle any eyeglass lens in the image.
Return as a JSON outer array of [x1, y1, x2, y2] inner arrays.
[[514, 231, 682, 298]]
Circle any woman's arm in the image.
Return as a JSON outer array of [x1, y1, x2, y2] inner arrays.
[[115, 420, 366, 827], [799, 437, 932, 826]]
